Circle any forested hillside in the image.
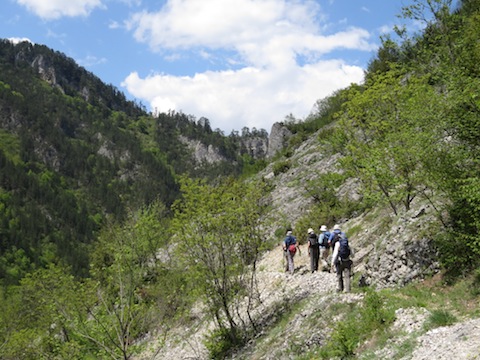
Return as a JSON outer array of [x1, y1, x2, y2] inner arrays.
[[1, 0, 480, 359], [0, 39, 269, 285]]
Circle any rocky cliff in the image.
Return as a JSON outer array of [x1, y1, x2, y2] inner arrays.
[[241, 135, 269, 159], [266, 122, 292, 158], [180, 122, 290, 165], [179, 135, 228, 165]]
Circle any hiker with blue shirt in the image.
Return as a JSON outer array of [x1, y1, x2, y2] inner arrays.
[[283, 230, 298, 275], [318, 225, 330, 271], [330, 224, 353, 293], [328, 224, 342, 249]]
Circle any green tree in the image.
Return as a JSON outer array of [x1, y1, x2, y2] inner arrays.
[[337, 68, 446, 215], [87, 201, 173, 359], [0, 264, 93, 359], [172, 177, 269, 352], [397, 0, 480, 275]]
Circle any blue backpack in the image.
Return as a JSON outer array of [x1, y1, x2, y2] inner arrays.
[[320, 232, 330, 247], [323, 231, 331, 247]]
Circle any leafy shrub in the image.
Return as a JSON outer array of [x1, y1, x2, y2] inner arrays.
[[472, 268, 480, 296], [301, 172, 365, 228], [317, 126, 335, 143], [288, 131, 308, 148], [322, 320, 359, 359], [438, 178, 480, 279], [272, 160, 290, 176], [362, 290, 395, 331], [320, 290, 395, 359], [240, 154, 267, 178], [204, 327, 246, 360], [275, 225, 292, 239]]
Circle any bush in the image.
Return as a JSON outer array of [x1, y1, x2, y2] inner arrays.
[[319, 289, 395, 359], [472, 268, 480, 296], [204, 327, 246, 360], [272, 160, 290, 176], [322, 320, 359, 359], [438, 178, 480, 279], [423, 309, 457, 331], [362, 290, 395, 331]]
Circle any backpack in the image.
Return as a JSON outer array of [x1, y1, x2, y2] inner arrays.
[[309, 233, 319, 247], [338, 236, 351, 260], [288, 244, 297, 254], [285, 235, 297, 254], [331, 231, 342, 249], [320, 231, 330, 247]]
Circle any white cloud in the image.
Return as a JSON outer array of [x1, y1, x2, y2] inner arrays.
[[109, 20, 121, 29], [126, 0, 331, 68], [122, 0, 373, 133], [8, 37, 33, 45], [16, 0, 104, 20], [123, 59, 364, 133], [11, 0, 375, 133]]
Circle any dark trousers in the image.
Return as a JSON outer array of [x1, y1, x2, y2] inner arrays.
[[309, 246, 320, 272]]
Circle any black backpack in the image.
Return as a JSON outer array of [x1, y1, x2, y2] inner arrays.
[[331, 231, 342, 249], [309, 233, 319, 247], [338, 236, 351, 260]]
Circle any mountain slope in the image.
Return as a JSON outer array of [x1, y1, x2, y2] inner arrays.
[[136, 125, 479, 360]]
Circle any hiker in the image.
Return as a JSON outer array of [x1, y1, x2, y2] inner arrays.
[[330, 224, 353, 293], [328, 224, 342, 250], [307, 228, 319, 273], [283, 230, 298, 274], [318, 225, 330, 271]]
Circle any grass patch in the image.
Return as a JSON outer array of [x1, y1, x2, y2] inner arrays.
[[388, 274, 480, 318], [423, 309, 457, 331], [391, 336, 418, 360], [347, 224, 362, 239], [314, 289, 395, 359]]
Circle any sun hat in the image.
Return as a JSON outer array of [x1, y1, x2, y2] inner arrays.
[[320, 225, 327, 232], [333, 224, 341, 230], [308, 228, 314, 234]]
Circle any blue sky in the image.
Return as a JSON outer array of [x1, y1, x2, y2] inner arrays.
[[1, 0, 411, 134]]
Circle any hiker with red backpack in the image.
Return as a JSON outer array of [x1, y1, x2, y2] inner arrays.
[[283, 230, 298, 275], [330, 224, 353, 293]]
